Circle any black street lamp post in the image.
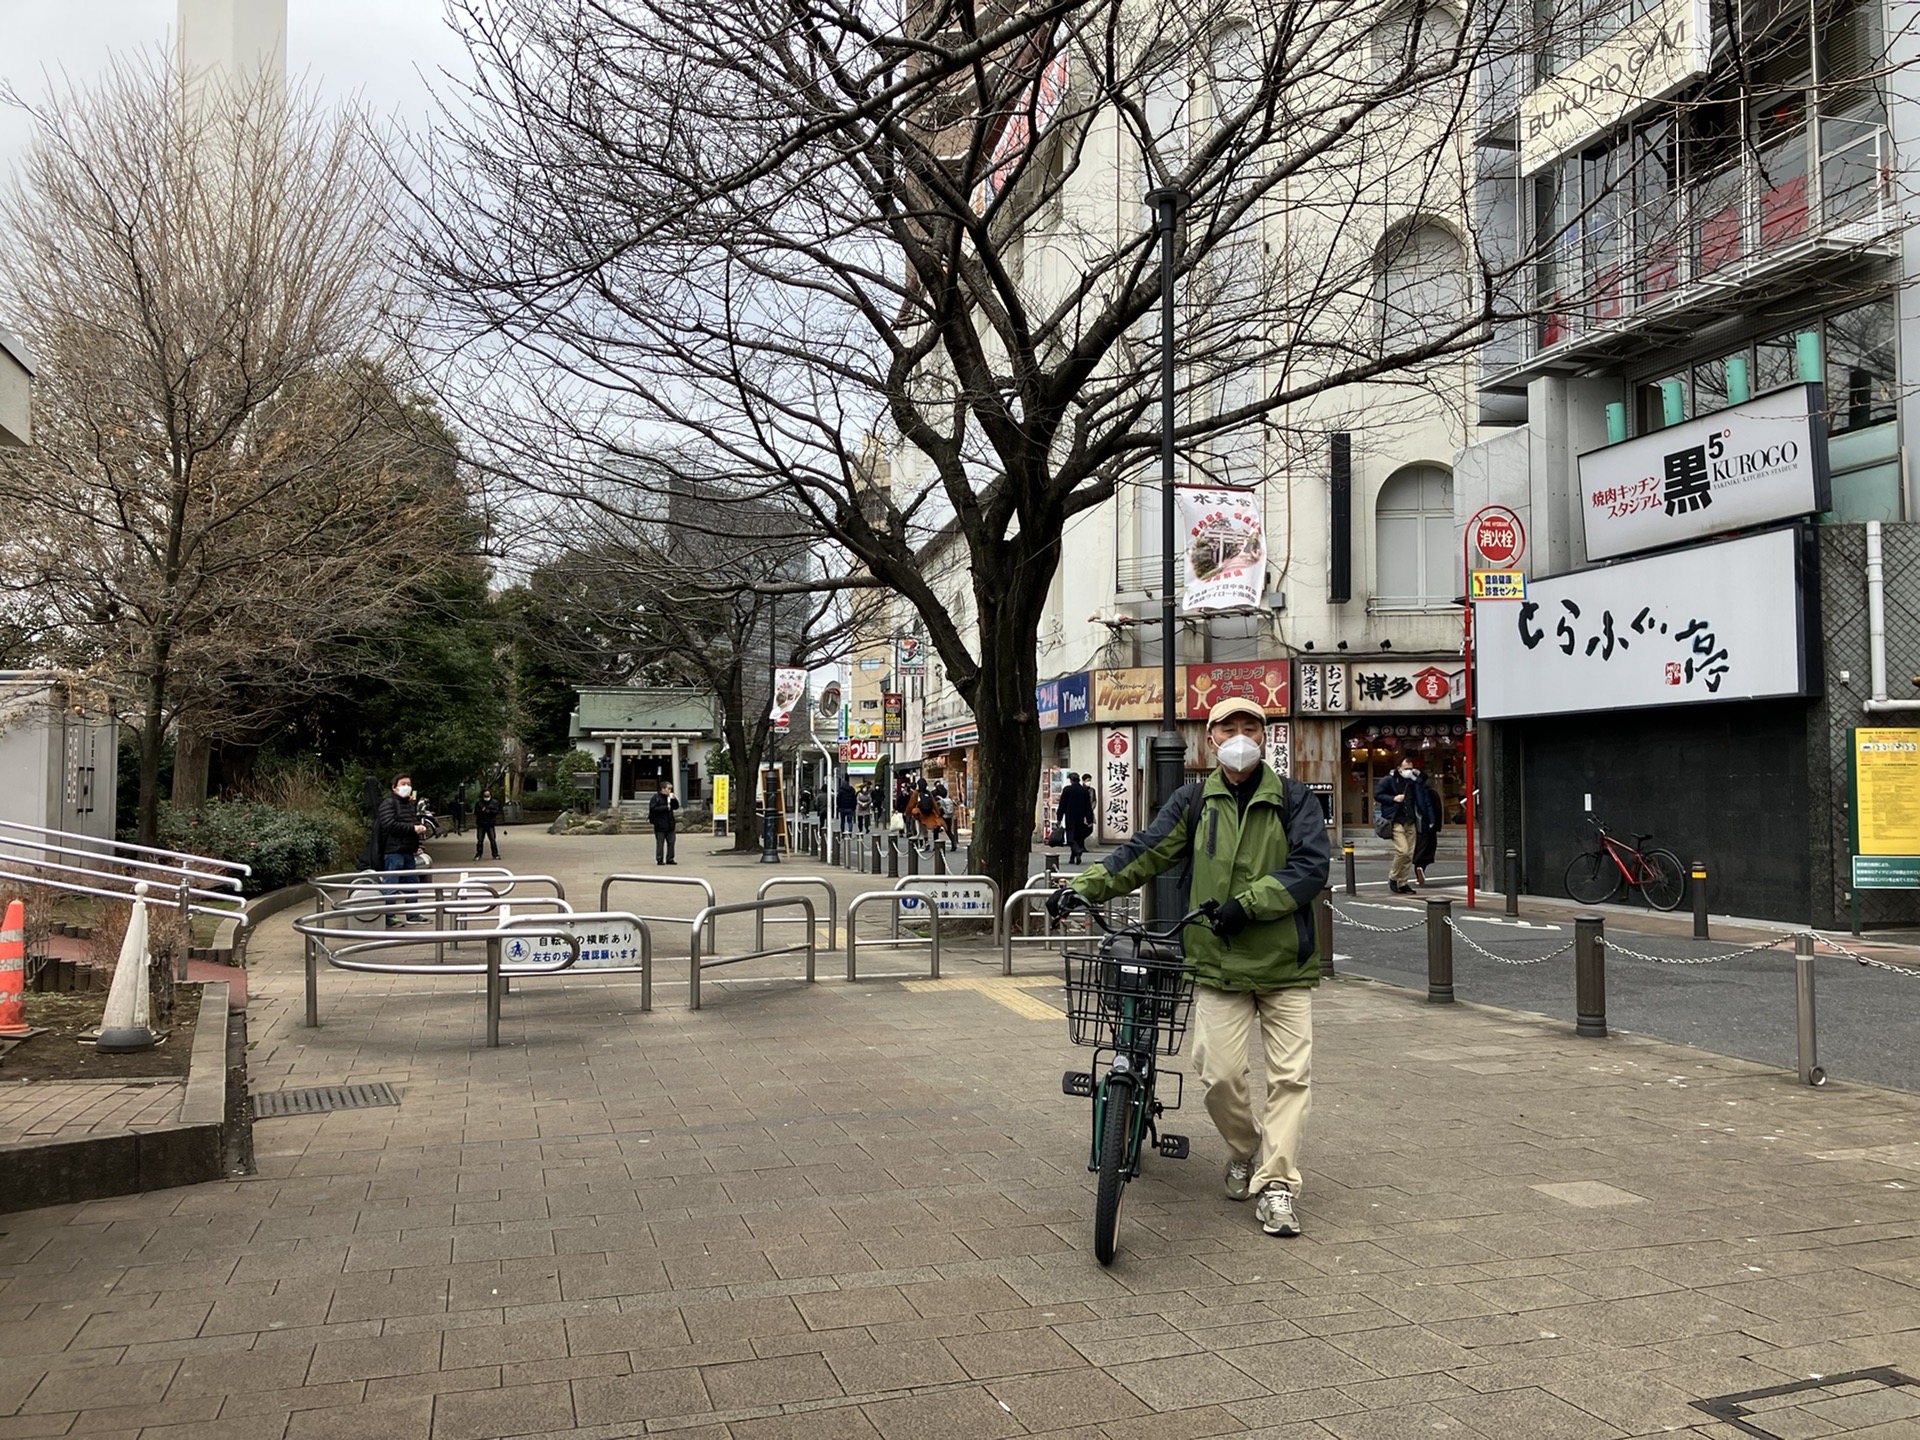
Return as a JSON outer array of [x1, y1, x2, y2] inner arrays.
[[1145, 186, 1187, 926]]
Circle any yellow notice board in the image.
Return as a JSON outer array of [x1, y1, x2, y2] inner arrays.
[[1854, 728, 1920, 854], [711, 775, 730, 834]]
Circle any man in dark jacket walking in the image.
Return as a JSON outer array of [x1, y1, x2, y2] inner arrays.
[[374, 774, 431, 924], [1057, 772, 1096, 863], [1374, 755, 1438, 893], [648, 781, 680, 865], [473, 788, 501, 861], [837, 778, 858, 835], [1051, 698, 1329, 1238]]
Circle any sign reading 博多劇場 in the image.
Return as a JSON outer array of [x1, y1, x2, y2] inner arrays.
[[1176, 485, 1267, 612], [501, 922, 646, 972], [1098, 727, 1135, 842], [1578, 384, 1831, 561], [1849, 727, 1920, 890], [1475, 526, 1809, 720], [896, 877, 996, 919], [1520, 0, 1709, 176]]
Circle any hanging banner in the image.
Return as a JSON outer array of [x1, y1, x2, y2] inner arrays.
[[769, 668, 807, 726], [882, 692, 905, 743], [1176, 485, 1267, 612], [1098, 727, 1136, 842]]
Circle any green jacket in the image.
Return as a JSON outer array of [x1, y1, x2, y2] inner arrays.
[[1069, 765, 1330, 991]]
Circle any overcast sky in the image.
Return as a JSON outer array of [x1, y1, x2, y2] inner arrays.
[[0, 0, 474, 175]]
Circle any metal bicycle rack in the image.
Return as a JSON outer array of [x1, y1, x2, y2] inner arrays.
[[1000, 886, 1083, 975], [755, 876, 840, 951], [292, 904, 654, 1044], [311, 869, 571, 966], [845, 889, 942, 982], [686, 897, 817, 1010], [599, 874, 718, 952]]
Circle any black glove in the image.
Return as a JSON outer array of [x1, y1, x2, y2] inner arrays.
[[1046, 886, 1086, 922], [1210, 898, 1250, 938]]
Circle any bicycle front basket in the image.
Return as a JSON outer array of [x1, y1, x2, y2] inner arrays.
[[1062, 942, 1196, 1056]]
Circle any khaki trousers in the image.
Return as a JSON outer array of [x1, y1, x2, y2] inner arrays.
[[1190, 984, 1312, 1195], [1389, 821, 1417, 885]]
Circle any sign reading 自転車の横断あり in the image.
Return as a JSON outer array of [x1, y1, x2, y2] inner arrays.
[[1577, 385, 1830, 561], [1474, 526, 1808, 720]]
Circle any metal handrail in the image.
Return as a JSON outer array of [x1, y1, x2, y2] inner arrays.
[[0, 817, 250, 877], [599, 874, 717, 950], [687, 897, 817, 1010], [0, 849, 245, 911], [1000, 887, 1081, 975], [846, 889, 941, 983], [755, 876, 840, 950]]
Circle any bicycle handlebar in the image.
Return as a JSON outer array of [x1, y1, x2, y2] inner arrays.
[[1070, 896, 1219, 941]]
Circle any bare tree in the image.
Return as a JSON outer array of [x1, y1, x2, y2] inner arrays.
[[412, 0, 1538, 898], [0, 55, 472, 840]]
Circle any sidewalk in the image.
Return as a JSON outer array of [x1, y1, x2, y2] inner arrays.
[[0, 826, 1916, 1439]]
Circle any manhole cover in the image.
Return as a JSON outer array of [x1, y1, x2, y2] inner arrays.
[[1692, 1367, 1918, 1438], [252, 1083, 400, 1118]]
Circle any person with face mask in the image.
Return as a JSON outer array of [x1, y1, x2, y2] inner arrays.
[[372, 773, 431, 925], [473, 787, 501, 861], [1047, 697, 1330, 1238], [648, 780, 681, 865], [1374, 755, 1438, 894]]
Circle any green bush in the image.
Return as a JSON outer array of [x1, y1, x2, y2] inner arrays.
[[147, 800, 341, 897], [518, 789, 571, 813]]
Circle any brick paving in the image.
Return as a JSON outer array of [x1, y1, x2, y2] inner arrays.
[[0, 827, 1916, 1438], [0, 1079, 185, 1142]]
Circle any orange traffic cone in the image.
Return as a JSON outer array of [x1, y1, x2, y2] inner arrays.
[[0, 899, 28, 1036]]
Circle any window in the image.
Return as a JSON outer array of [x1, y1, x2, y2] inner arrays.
[[1375, 222, 1467, 350], [1371, 2, 1462, 81], [1825, 297, 1896, 433], [1375, 465, 1456, 605]]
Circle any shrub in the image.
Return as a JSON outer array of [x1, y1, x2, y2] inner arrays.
[[147, 799, 341, 896], [518, 789, 570, 813]]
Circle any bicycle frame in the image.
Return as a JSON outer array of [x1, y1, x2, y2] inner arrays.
[[1597, 831, 1656, 887], [1086, 965, 1165, 1178]]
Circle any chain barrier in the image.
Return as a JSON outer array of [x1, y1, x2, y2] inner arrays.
[[1443, 916, 1573, 965], [1813, 933, 1920, 978], [1327, 903, 1424, 935], [1601, 935, 1794, 966]]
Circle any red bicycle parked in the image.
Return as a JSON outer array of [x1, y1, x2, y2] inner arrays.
[[1564, 818, 1687, 911]]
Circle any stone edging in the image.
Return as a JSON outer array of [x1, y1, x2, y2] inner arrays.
[[202, 883, 317, 966]]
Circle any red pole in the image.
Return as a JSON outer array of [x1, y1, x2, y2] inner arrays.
[[1463, 528, 1476, 909]]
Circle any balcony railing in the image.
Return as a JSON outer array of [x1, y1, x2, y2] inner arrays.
[[1533, 118, 1895, 357]]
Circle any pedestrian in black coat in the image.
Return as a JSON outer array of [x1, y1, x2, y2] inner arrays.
[[649, 781, 681, 865]]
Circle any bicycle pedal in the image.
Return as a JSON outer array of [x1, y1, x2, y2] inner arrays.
[[1061, 1070, 1095, 1098], [1156, 1134, 1190, 1160]]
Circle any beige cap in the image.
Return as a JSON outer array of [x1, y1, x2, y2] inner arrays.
[[1206, 696, 1266, 727]]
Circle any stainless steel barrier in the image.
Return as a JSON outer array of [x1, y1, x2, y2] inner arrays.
[[687, 897, 817, 1010], [755, 876, 840, 950], [600, 874, 717, 951], [845, 889, 941, 982], [1000, 886, 1082, 975]]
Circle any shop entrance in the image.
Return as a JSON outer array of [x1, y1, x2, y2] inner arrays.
[[1341, 720, 1467, 827]]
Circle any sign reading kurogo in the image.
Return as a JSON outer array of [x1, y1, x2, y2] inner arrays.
[[1520, 0, 1709, 175], [1475, 527, 1809, 720], [1578, 384, 1831, 561]]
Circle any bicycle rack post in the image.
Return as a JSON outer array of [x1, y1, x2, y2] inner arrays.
[[304, 901, 320, 1029], [1794, 933, 1824, 1085], [1342, 844, 1356, 897], [1504, 849, 1519, 917], [1316, 889, 1334, 978], [1574, 914, 1606, 1038], [1692, 862, 1709, 939], [1425, 897, 1453, 1004]]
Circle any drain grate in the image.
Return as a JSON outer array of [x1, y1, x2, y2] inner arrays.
[[253, 1083, 400, 1118], [1692, 1367, 1918, 1438]]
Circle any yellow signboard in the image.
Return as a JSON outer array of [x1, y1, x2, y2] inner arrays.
[[1470, 570, 1527, 600], [711, 774, 730, 835], [1853, 728, 1920, 856]]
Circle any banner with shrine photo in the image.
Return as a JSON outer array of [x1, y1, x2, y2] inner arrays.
[[1176, 485, 1266, 612]]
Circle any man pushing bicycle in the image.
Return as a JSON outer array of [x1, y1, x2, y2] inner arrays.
[[1049, 697, 1330, 1237]]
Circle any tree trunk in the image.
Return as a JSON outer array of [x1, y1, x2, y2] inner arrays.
[[964, 593, 1046, 908], [135, 649, 170, 846], [724, 714, 765, 851], [171, 725, 210, 808]]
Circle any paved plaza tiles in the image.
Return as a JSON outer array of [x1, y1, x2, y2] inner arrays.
[[1, 829, 1917, 1438]]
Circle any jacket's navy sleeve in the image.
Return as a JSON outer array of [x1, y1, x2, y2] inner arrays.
[[1243, 780, 1331, 920]]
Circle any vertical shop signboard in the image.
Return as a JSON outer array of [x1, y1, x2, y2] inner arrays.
[[1265, 722, 1292, 779], [882, 693, 905, 743], [1098, 727, 1135, 842]]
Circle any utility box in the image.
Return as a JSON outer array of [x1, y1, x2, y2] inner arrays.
[[0, 675, 118, 843]]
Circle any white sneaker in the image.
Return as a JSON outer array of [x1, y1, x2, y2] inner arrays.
[[1256, 1184, 1300, 1237], [1224, 1156, 1255, 1202]]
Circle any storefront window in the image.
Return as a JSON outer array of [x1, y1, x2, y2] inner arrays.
[[1825, 297, 1896, 433]]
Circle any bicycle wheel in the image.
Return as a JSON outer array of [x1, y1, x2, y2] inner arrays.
[[1092, 1076, 1134, 1267], [1564, 851, 1621, 905], [1639, 849, 1688, 911]]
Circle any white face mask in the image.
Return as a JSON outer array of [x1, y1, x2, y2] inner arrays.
[[396, 784, 412, 797], [1216, 735, 1262, 772], [1400, 767, 1416, 779]]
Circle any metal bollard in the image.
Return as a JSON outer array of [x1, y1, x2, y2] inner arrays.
[[1342, 844, 1356, 897], [1794, 933, 1825, 1085], [485, 936, 503, 1048], [934, 845, 948, 876], [1316, 889, 1334, 978], [1692, 862, 1708, 940], [886, 837, 900, 879], [1574, 914, 1606, 1038], [1425, 897, 1453, 1004], [1504, 849, 1519, 917], [1045, 853, 1059, 881], [869, 836, 880, 874], [905, 841, 919, 877]]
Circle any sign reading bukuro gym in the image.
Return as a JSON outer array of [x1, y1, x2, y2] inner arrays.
[[1577, 384, 1831, 561], [1474, 527, 1809, 720]]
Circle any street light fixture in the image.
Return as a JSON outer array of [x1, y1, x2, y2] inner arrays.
[[1145, 185, 1187, 926]]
